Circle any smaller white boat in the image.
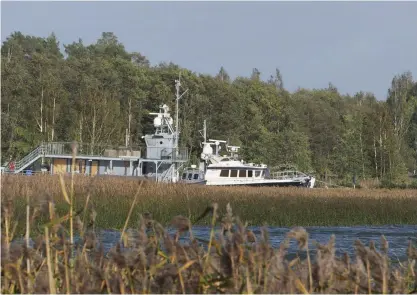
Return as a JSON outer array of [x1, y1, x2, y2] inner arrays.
[[181, 120, 316, 188], [179, 164, 207, 185]]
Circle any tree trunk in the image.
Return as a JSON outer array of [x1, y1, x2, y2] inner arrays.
[[128, 97, 132, 149], [360, 130, 365, 179], [51, 96, 56, 141], [373, 136, 378, 180], [92, 107, 96, 154], [36, 86, 44, 133], [79, 117, 83, 145]]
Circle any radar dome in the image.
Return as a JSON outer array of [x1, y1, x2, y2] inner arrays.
[[162, 104, 170, 113], [154, 116, 162, 127], [201, 143, 213, 160]]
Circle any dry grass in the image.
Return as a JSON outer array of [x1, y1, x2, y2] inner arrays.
[[3, 174, 416, 200], [2, 174, 417, 236], [1, 177, 417, 294]]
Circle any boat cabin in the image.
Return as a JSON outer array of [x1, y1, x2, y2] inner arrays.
[[179, 165, 206, 185], [206, 166, 268, 179]]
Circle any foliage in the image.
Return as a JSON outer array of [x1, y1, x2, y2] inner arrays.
[[2, 31, 417, 184]]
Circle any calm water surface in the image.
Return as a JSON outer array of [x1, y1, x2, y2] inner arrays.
[[98, 225, 417, 261], [14, 225, 416, 262]]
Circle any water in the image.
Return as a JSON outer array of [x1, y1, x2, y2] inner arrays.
[[98, 225, 417, 262], [12, 225, 416, 262]]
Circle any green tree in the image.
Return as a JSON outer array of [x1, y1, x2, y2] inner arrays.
[[1, 31, 416, 185]]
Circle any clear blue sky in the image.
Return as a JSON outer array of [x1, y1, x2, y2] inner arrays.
[[2, 1, 417, 100]]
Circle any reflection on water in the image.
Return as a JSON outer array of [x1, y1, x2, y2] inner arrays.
[[99, 225, 417, 261]]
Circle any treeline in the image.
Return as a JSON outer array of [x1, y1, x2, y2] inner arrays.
[[1, 32, 417, 185]]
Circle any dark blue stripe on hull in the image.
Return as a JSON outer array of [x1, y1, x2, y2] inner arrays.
[[180, 180, 207, 185], [189, 180, 207, 185], [209, 182, 309, 188]]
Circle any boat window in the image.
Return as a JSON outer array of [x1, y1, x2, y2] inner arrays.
[[193, 174, 199, 180], [230, 170, 238, 177], [239, 170, 246, 177], [187, 173, 193, 180], [220, 158, 230, 162], [255, 171, 261, 177], [220, 169, 229, 177], [182, 173, 187, 179], [248, 170, 253, 177], [261, 170, 265, 177]]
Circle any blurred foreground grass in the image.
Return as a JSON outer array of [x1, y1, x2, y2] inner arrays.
[[1, 175, 417, 293]]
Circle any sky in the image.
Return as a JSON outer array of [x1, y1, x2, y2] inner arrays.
[[1, 1, 417, 100]]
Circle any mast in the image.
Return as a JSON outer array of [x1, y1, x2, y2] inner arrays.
[[203, 119, 207, 174], [174, 74, 188, 149], [175, 78, 180, 149], [173, 74, 188, 182]]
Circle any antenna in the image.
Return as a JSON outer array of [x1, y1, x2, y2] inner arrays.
[[204, 120, 207, 143], [175, 78, 180, 148], [198, 120, 207, 143], [174, 73, 189, 149]]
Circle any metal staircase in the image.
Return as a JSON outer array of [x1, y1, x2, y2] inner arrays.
[[4, 145, 45, 174], [158, 164, 175, 183]]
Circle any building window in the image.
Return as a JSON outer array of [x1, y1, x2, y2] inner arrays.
[[220, 170, 229, 177], [124, 161, 130, 176], [78, 159, 86, 174], [239, 170, 246, 177], [230, 170, 238, 177]]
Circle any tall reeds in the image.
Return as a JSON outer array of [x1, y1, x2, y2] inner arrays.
[[2, 174, 417, 235], [1, 192, 416, 294]]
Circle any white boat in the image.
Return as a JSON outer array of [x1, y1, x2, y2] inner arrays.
[[181, 121, 316, 188], [179, 164, 207, 185]]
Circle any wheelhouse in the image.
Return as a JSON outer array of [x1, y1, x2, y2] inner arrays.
[[181, 169, 203, 181], [206, 166, 268, 179]]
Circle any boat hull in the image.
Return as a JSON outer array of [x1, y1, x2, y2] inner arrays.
[[205, 177, 315, 188], [205, 181, 310, 187], [179, 180, 207, 185]]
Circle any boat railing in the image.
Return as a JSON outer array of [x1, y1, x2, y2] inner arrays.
[[144, 147, 188, 162], [40, 142, 142, 157], [35, 142, 188, 162], [270, 170, 309, 180]]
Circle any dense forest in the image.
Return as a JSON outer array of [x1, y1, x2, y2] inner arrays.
[[2, 32, 417, 185]]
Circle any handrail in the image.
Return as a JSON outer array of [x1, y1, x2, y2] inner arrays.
[[158, 164, 175, 183], [270, 170, 310, 180], [5, 142, 190, 174], [4, 145, 43, 173]]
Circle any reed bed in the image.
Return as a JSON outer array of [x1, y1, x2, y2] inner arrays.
[[2, 174, 417, 236], [1, 179, 417, 294]]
